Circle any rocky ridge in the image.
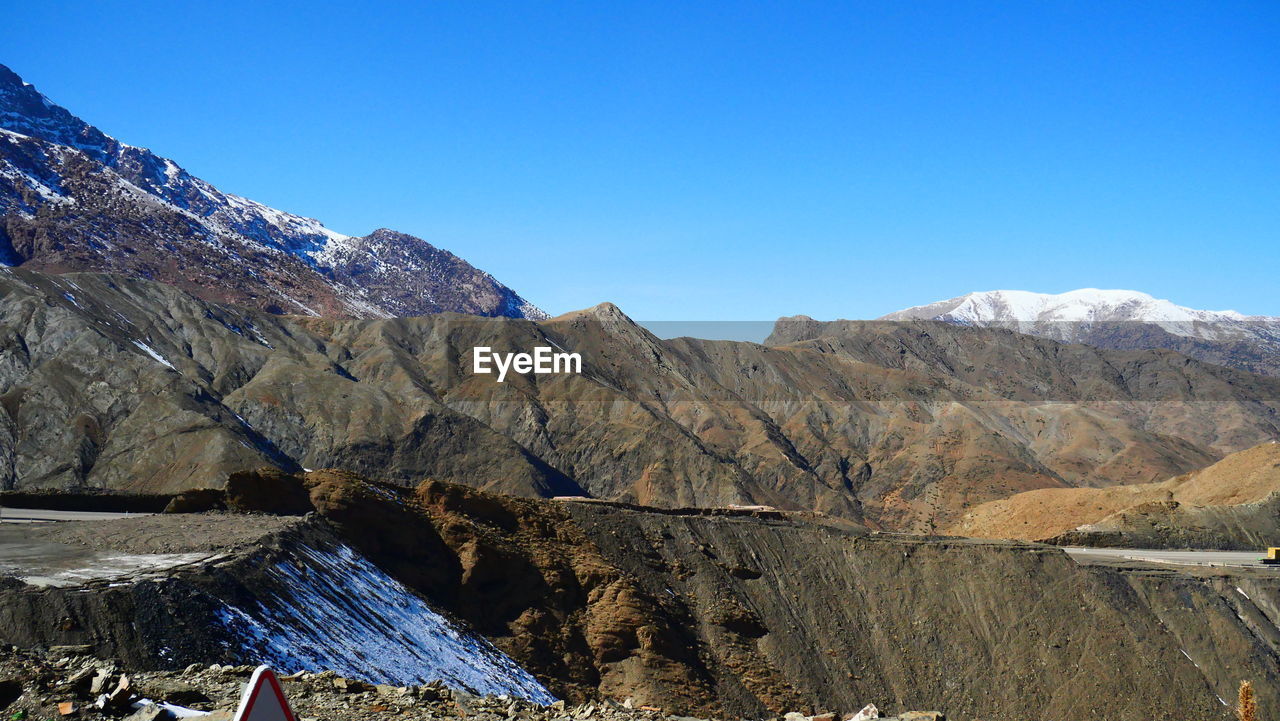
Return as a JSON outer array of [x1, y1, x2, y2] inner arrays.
[[4, 269, 1280, 532], [879, 288, 1280, 376], [0, 64, 543, 320]]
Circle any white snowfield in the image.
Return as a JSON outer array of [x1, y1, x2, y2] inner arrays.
[[214, 542, 557, 704], [882, 288, 1280, 343]]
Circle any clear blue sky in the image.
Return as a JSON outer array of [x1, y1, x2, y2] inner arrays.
[[7, 1, 1278, 321]]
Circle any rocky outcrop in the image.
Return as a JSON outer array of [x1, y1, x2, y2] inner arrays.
[[0, 648, 946, 721], [0, 513, 552, 701]]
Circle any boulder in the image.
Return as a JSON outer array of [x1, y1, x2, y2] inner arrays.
[[136, 679, 210, 706], [331, 677, 373, 693], [123, 703, 174, 721], [163, 489, 226, 514], [225, 470, 314, 515], [88, 669, 111, 695]]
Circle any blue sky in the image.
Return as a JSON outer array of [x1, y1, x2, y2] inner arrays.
[[7, 1, 1278, 321]]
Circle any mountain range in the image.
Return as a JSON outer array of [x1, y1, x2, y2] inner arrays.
[[4, 267, 1279, 533], [2, 61, 1279, 536], [0, 64, 544, 320], [882, 288, 1280, 376]]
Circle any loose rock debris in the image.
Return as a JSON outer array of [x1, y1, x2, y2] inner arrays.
[[0, 648, 942, 721]]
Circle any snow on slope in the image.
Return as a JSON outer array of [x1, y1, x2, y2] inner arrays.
[[881, 289, 1280, 344], [214, 541, 556, 703], [0, 63, 546, 320]]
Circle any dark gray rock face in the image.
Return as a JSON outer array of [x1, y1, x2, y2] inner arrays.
[[0, 64, 544, 320]]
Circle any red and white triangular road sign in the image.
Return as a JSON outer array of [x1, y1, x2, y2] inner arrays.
[[232, 667, 298, 721]]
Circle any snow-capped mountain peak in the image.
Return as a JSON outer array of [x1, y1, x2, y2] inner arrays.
[[880, 289, 1280, 376], [892, 288, 1256, 327], [0, 63, 546, 320]]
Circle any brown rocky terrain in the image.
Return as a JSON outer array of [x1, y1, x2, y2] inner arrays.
[[1045, 492, 1280, 549], [4, 471, 1278, 719], [4, 269, 1280, 532], [948, 441, 1280, 545], [0, 648, 942, 721]]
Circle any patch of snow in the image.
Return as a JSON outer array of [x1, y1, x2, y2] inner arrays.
[[280, 293, 318, 316], [0, 127, 34, 141], [18, 552, 220, 588], [213, 542, 555, 703], [162, 158, 181, 183], [131, 340, 175, 369]]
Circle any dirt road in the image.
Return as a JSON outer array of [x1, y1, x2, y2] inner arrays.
[[0, 508, 154, 523], [1064, 546, 1278, 569]]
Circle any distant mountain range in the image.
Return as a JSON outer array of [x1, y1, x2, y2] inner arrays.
[[5, 267, 1279, 532], [881, 288, 1280, 376], [0, 63, 544, 320]]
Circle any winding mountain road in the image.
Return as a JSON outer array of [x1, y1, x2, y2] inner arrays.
[[1064, 546, 1277, 569]]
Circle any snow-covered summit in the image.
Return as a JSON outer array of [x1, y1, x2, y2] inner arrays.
[[0, 63, 546, 320], [883, 289, 1262, 327], [880, 289, 1280, 365]]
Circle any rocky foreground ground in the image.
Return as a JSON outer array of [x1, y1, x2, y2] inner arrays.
[[0, 647, 942, 721]]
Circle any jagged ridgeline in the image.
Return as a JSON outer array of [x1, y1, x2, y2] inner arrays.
[[0, 64, 544, 320], [3, 268, 1280, 534]]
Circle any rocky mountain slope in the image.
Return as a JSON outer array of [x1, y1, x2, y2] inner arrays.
[[4, 268, 1280, 532], [0, 512, 554, 702], [1046, 492, 1280, 550], [881, 288, 1280, 376], [5, 472, 1278, 720], [0, 64, 543, 320], [949, 442, 1280, 547]]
